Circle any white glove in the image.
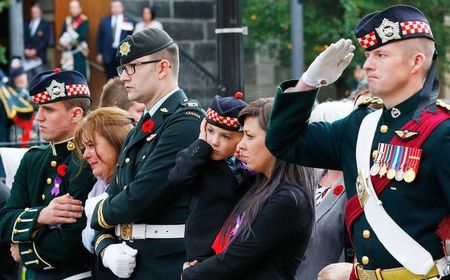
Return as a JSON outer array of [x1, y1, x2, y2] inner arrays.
[[102, 242, 138, 278], [81, 226, 95, 253], [301, 39, 355, 87], [84, 192, 109, 220]]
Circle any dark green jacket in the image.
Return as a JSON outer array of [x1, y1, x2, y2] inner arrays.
[[91, 90, 204, 279], [0, 140, 95, 278], [266, 80, 450, 271]]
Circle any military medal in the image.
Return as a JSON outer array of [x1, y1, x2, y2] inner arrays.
[[404, 168, 415, 183], [370, 143, 385, 176], [395, 147, 408, 181], [395, 168, 405, 181], [403, 148, 422, 183], [387, 145, 401, 180], [379, 144, 393, 177]]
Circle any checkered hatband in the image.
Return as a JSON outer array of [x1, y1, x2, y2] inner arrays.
[[358, 31, 378, 49], [31, 84, 90, 104], [400, 21, 432, 36], [206, 108, 240, 130]]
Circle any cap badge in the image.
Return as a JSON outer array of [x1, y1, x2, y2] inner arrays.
[[119, 41, 131, 57], [376, 18, 401, 43], [46, 80, 66, 100]]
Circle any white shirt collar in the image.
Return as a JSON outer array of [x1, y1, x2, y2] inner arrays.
[[147, 87, 180, 117]]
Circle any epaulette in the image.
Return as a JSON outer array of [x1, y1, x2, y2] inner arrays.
[[180, 98, 200, 108], [180, 98, 204, 119], [29, 144, 48, 151], [358, 96, 383, 108], [436, 99, 450, 111]]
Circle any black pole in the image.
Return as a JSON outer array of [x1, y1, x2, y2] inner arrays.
[[216, 0, 244, 97]]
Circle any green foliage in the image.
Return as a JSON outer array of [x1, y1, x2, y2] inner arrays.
[[0, 0, 10, 12], [242, 0, 291, 65], [243, 0, 450, 82]]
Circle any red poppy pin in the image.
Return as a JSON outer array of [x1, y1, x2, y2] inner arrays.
[[141, 119, 155, 134], [333, 184, 344, 196], [57, 164, 68, 177]]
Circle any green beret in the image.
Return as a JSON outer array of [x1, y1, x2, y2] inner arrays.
[[117, 28, 174, 65]]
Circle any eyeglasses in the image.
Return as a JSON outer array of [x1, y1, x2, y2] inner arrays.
[[116, 60, 162, 76]]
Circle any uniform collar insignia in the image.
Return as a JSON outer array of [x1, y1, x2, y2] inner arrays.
[[119, 41, 131, 56], [391, 107, 401, 118], [395, 129, 419, 141], [375, 18, 401, 43], [46, 80, 66, 100]]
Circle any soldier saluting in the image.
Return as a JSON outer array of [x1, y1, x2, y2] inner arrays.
[[266, 4, 450, 280], [88, 28, 204, 279]]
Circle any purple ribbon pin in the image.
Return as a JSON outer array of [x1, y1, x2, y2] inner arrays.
[[51, 176, 62, 197], [230, 214, 243, 236]]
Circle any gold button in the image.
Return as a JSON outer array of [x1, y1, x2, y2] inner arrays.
[[41, 194, 46, 201], [125, 158, 130, 163], [16, 218, 21, 223], [13, 229, 19, 234], [142, 155, 146, 160], [380, 125, 388, 133], [361, 256, 369, 265], [51, 161, 57, 167], [24, 207, 30, 211], [46, 178, 52, 185], [362, 230, 371, 239]]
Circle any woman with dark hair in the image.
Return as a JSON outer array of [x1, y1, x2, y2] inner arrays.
[[182, 98, 316, 280], [133, 6, 163, 33]]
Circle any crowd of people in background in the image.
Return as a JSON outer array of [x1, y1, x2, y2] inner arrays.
[[0, 2, 449, 280]]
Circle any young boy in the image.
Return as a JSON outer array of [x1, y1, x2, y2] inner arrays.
[[169, 92, 251, 261]]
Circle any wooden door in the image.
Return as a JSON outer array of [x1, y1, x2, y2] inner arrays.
[[54, 0, 111, 108]]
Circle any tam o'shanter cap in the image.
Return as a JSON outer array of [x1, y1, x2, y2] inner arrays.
[[355, 5, 433, 51], [29, 68, 90, 105], [117, 28, 174, 65], [206, 92, 247, 131]]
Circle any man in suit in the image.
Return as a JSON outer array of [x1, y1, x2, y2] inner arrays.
[[24, 3, 50, 81], [96, 0, 135, 80], [0, 69, 95, 279], [267, 4, 450, 280], [89, 29, 204, 279]]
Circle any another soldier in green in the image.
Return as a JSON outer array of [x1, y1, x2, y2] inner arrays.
[[0, 68, 95, 279], [88, 28, 204, 279], [59, 0, 89, 80], [266, 5, 449, 280]]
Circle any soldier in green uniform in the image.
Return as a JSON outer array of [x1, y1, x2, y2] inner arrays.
[[88, 28, 204, 279], [59, 0, 89, 80], [266, 5, 450, 280], [0, 68, 96, 279]]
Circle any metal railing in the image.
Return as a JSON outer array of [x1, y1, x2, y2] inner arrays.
[[178, 48, 220, 108]]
